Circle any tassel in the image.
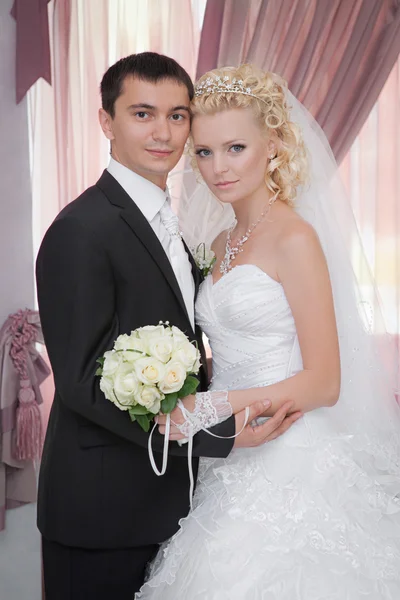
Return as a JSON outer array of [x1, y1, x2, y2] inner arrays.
[[15, 379, 42, 461]]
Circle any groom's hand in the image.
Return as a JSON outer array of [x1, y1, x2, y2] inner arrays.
[[234, 400, 302, 448]]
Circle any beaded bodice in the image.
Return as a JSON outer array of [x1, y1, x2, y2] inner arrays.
[[195, 265, 303, 391]]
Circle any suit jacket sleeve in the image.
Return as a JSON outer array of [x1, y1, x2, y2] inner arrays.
[[36, 217, 235, 458]]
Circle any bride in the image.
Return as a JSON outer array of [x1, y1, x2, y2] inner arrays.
[[137, 64, 400, 599]]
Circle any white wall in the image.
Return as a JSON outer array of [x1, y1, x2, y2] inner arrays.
[[0, 1, 42, 598]]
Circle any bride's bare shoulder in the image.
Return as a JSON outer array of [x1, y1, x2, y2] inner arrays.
[[280, 216, 319, 246], [274, 215, 324, 272], [271, 202, 319, 245]]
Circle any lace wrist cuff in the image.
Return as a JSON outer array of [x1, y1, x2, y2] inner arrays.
[[175, 390, 232, 438]]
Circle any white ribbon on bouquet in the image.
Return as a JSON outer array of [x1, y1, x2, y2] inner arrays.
[[148, 404, 250, 509]]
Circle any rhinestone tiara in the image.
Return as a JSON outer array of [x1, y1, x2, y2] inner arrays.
[[194, 75, 268, 104]]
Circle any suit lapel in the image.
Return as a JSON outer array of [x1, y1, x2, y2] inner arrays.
[[182, 238, 202, 303], [97, 171, 196, 334]]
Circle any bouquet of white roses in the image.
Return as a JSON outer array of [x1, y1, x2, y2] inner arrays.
[[96, 322, 201, 432]]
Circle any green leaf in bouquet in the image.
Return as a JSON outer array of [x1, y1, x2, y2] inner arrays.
[[96, 356, 105, 366], [178, 375, 200, 398], [129, 404, 151, 416], [161, 392, 178, 414], [136, 413, 153, 433], [95, 367, 103, 376]]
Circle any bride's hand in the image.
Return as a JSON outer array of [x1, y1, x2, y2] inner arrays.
[[234, 400, 302, 448]]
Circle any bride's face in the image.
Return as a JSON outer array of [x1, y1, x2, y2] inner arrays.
[[191, 108, 274, 204]]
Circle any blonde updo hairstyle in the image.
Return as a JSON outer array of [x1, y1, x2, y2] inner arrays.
[[189, 64, 308, 206]]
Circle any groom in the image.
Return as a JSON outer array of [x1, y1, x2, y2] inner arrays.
[[36, 52, 296, 599]]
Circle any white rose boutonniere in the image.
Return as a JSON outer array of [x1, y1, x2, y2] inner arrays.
[[192, 242, 216, 277]]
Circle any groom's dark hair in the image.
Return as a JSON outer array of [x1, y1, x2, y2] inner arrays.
[[100, 52, 194, 118]]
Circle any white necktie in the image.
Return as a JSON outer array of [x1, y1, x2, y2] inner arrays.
[[159, 200, 195, 329]]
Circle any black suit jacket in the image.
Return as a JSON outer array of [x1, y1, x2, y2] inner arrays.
[[36, 170, 235, 549]]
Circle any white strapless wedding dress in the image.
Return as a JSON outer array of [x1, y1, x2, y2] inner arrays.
[[137, 265, 400, 599]]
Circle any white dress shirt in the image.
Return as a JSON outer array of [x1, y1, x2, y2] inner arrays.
[[107, 157, 195, 328]]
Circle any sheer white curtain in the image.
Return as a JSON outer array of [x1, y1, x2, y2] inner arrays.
[[339, 57, 400, 339], [339, 56, 399, 394]]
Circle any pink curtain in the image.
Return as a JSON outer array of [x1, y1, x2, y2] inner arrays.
[[11, 0, 51, 103], [197, 0, 400, 163]]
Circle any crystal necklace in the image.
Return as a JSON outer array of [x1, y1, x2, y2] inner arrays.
[[220, 196, 276, 275]]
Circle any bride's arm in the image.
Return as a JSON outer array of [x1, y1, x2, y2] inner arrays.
[[229, 220, 340, 416]]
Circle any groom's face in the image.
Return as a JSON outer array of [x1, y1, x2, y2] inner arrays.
[[99, 76, 191, 189]]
